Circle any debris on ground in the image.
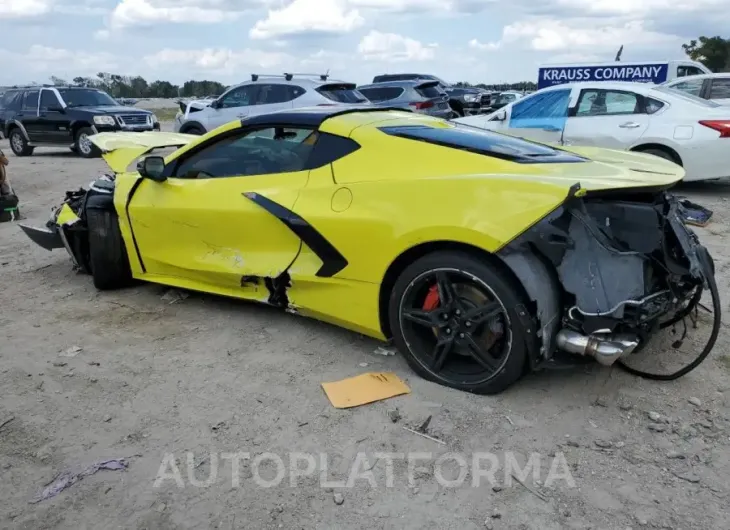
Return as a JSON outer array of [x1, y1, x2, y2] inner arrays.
[[388, 408, 401, 423], [0, 416, 15, 432], [688, 397, 702, 407], [677, 198, 713, 227], [321, 372, 410, 409], [417, 415, 432, 433], [373, 346, 396, 357], [59, 346, 82, 357], [333, 492, 344, 505], [161, 288, 190, 304], [402, 426, 446, 445], [30, 458, 129, 503]]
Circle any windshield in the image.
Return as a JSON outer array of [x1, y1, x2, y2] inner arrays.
[[57, 88, 119, 107], [495, 93, 517, 105], [652, 85, 721, 107]]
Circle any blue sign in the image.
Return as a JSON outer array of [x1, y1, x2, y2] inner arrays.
[[537, 63, 669, 90]]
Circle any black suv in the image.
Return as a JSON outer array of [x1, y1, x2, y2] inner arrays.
[[371, 74, 491, 116], [0, 86, 160, 158]]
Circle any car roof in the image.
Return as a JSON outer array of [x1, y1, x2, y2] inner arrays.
[[358, 80, 437, 89], [240, 105, 413, 129], [539, 81, 658, 93], [224, 76, 353, 92], [665, 73, 730, 83]]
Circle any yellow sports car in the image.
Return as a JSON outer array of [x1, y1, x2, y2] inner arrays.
[[19, 106, 720, 394]]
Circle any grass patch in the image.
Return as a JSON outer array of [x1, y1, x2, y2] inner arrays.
[[139, 107, 179, 121]]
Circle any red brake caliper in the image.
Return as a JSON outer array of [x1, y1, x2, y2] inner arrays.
[[423, 284, 440, 310]]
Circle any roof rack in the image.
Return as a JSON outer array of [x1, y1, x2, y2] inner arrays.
[[250, 73, 330, 82]]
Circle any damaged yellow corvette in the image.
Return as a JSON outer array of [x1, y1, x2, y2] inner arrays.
[[20, 106, 721, 394]]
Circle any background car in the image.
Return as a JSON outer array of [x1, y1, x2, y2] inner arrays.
[[356, 80, 453, 118], [173, 74, 368, 135], [662, 73, 730, 105], [453, 81, 730, 182], [485, 91, 525, 112], [0, 85, 159, 158]]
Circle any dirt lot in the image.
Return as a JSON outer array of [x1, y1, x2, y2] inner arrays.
[[1, 128, 729, 530]]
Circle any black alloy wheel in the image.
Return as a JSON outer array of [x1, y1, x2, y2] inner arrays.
[[389, 252, 529, 394]]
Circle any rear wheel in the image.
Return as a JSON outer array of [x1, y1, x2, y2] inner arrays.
[[388, 251, 529, 395], [87, 209, 132, 290], [636, 147, 679, 165]]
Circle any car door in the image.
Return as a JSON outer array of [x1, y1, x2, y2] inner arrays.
[[38, 89, 71, 143], [126, 124, 320, 290], [206, 85, 260, 130], [17, 90, 43, 142], [708, 77, 730, 106], [562, 88, 649, 149]]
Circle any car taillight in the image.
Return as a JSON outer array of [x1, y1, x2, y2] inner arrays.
[[699, 120, 730, 138], [410, 101, 434, 110]]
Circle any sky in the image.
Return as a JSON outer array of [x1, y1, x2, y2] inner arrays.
[[0, 0, 727, 87]]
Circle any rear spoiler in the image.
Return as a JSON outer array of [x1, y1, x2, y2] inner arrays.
[[415, 80, 440, 90]]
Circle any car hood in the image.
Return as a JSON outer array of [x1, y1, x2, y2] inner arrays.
[[89, 131, 199, 173], [74, 105, 152, 114]]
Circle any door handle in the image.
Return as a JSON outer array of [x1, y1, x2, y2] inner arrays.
[[619, 122, 641, 128]]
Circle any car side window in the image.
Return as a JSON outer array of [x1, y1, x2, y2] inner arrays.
[[709, 78, 730, 100], [172, 126, 318, 179], [40, 90, 61, 110], [22, 90, 39, 112], [255, 84, 303, 104], [670, 78, 704, 97], [645, 97, 665, 114], [575, 90, 639, 117], [219, 86, 258, 109]]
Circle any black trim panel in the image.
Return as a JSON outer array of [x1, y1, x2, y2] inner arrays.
[[124, 178, 147, 272], [242, 192, 348, 278], [240, 105, 412, 129]]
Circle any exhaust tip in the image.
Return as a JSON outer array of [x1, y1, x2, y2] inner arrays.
[[556, 329, 639, 366]]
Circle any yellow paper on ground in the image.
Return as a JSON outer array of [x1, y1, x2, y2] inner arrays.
[[321, 372, 411, 409]]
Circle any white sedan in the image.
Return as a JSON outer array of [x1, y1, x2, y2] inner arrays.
[[453, 81, 730, 182]]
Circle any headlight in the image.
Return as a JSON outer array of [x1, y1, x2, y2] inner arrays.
[[463, 94, 479, 103], [93, 115, 116, 126]]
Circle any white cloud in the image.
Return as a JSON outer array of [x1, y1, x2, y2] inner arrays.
[[491, 18, 681, 52], [0, 0, 53, 18], [143, 47, 295, 74], [469, 38, 500, 51], [109, 0, 270, 29], [549, 0, 727, 16], [0, 45, 121, 77], [250, 0, 364, 39], [358, 30, 437, 62]]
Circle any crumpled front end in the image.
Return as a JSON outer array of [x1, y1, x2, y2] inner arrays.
[[498, 187, 720, 379]]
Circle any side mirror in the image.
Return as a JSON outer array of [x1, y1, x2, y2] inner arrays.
[[137, 156, 166, 182], [48, 105, 65, 113], [210, 99, 221, 109], [495, 110, 506, 121]]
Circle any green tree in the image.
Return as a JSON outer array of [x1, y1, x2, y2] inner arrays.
[[682, 36, 730, 72]]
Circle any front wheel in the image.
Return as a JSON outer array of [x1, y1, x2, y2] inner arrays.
[[75, 127, 101, 158], [87, 209, 133, 290], [388, 251, 530, 394], [9, 129, 33, 156]]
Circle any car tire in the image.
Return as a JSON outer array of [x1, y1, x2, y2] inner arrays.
[[182, 125, 205, 135], [388, 250, 529, 395], [74, 127, 101, 158], [638, 147, 678, 165], [8, 129, 33, 156], [87, 209, 133, 290]]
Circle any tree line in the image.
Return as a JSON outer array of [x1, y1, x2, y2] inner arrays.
[[21, 37, 729, 98]]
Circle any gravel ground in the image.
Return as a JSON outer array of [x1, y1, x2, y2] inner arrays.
[[1, 126, 729, 530]]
